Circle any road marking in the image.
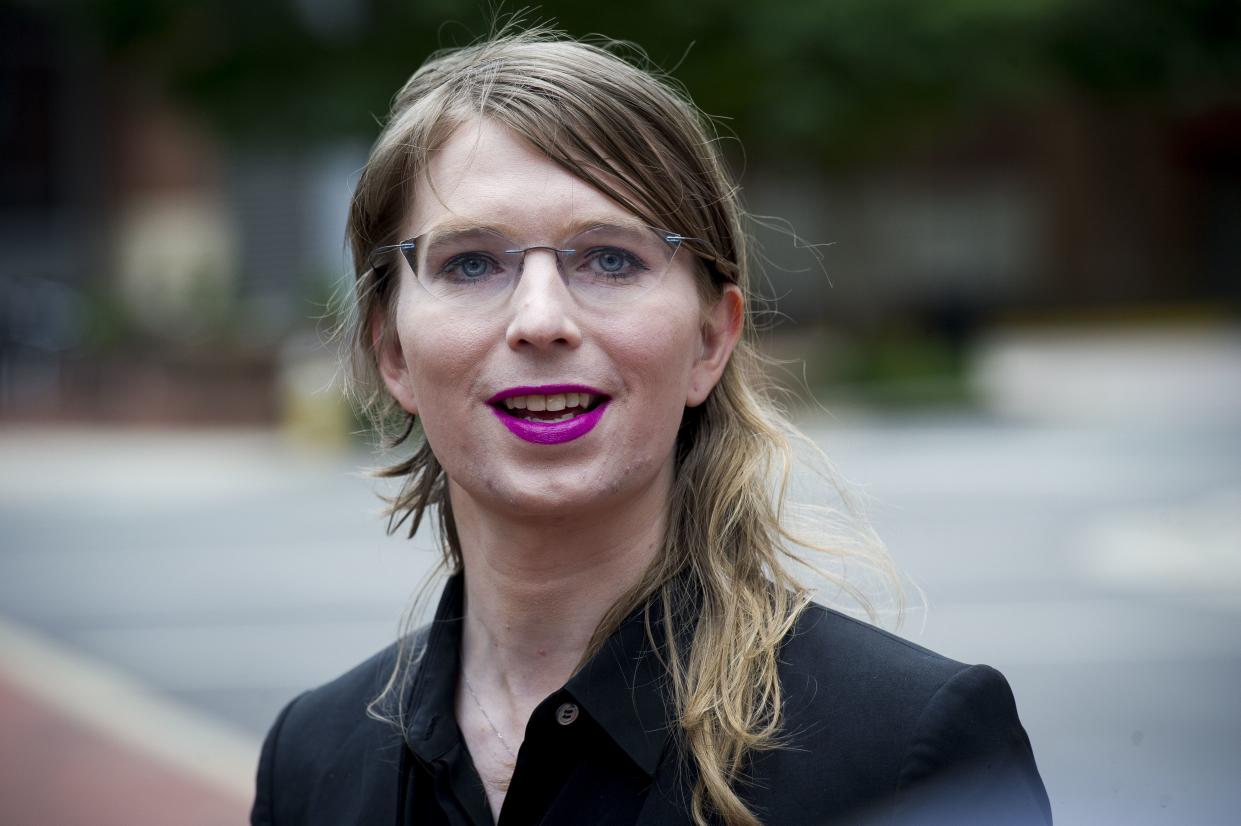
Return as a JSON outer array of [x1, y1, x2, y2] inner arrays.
[[906, 595, 1241, 667], [1079, 488, 1241, 597], [0, 616, 259, 801]]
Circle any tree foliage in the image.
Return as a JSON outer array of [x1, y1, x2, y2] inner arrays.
[[44, 0, 1241, 159]]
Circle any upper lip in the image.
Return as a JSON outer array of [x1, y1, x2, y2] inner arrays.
[[486, 384, 609, 404]]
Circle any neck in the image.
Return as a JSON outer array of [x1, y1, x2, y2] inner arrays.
[[451, 469, 670, 702]]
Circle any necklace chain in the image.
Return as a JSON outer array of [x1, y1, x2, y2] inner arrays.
[[463, 674, 518, 760]]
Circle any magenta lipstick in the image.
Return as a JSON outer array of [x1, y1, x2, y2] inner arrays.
[[487, 384, 610, 445]]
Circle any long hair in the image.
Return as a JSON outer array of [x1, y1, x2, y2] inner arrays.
[[343, 28, 900, 826]]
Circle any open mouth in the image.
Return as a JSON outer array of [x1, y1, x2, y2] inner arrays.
[[487, 385, 611, 445], [494, 391, 607, 423]]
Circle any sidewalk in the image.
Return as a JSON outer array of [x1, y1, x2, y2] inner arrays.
[[972, 323, 1241, 426], [0, 619, 255, 826]]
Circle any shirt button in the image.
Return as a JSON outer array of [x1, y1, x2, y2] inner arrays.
[[555, 702, 579, 726]]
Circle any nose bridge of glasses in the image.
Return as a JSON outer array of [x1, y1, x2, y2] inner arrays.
[[505, 244, 577, 297], [507, 243, 575, 275], [506, 245, 582, 338]]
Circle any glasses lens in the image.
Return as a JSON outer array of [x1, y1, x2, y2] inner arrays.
[[415, 228, 519, 303], [561, 225, 680, 306], [408, 225, 684, 308]]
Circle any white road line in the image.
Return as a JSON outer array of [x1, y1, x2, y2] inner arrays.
[[1078, 488, 1241, 595], [905, 596, 1241, 668], [0, 616, 260, 801]]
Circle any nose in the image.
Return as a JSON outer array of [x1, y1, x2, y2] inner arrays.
[[504, 248, 583, 351]]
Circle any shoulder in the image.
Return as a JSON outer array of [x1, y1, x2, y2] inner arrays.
[[782, 601, 968, 696], [772, 602, 970, 779], [274, 639, 404, 751], [250, 633, 425, 826], [754, 602, 1051, 824]]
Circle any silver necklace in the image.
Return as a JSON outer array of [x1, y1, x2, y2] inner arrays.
[[462, 674, 518, 760]]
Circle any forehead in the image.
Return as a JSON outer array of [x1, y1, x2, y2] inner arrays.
[[407, 118, 641, 238]]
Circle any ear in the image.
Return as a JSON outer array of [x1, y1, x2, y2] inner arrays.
[[686, 285, 744, 407], [371, 305, 418, 415]]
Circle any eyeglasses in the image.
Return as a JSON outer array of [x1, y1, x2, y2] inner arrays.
[[367, 223, 693, 310]]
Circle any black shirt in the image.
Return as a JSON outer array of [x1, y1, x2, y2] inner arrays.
[[397, 573, 674, 824], [252, 574, 1052, 825]]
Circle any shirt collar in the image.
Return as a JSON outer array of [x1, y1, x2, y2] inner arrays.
[[402, 572, 466, 762], [401, 571, 678, 777], [563, 597, 676, 776]]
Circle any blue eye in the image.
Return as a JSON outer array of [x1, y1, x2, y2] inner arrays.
[[597, 251, 626, 273], [440, 253, 498, 282], [584, 247, 645, 280], [459, 256, 490, 278]]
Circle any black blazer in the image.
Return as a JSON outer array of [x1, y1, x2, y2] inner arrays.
[[252, 577, 1051, 825]]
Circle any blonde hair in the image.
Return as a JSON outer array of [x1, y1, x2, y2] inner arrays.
[[344, 28, 899, 826]]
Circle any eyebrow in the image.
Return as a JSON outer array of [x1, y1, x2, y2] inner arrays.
[[415, 215, 651, 244]]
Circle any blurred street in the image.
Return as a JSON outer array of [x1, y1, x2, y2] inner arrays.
[[2, 378, 1239, 823], [3, 3, 1239, 823]]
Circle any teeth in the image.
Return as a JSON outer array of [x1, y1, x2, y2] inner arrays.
[[500, 392, 597, 413]]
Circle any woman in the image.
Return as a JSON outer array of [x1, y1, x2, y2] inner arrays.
[[252, 30, 1051, 826]]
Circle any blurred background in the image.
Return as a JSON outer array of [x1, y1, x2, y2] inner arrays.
[[1, 0, 1238, 824]]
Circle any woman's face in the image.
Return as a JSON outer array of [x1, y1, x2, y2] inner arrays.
[[376, 118, 741, 521]]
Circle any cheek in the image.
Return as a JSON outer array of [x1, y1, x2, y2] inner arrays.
[[396, 303, 491, 412], [608, 323, 699, 487], [605, 309, 701, 409]]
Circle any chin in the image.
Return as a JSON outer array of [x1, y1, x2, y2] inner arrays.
[[489, 476, 621, 518], [462, 459, 659, 522]]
